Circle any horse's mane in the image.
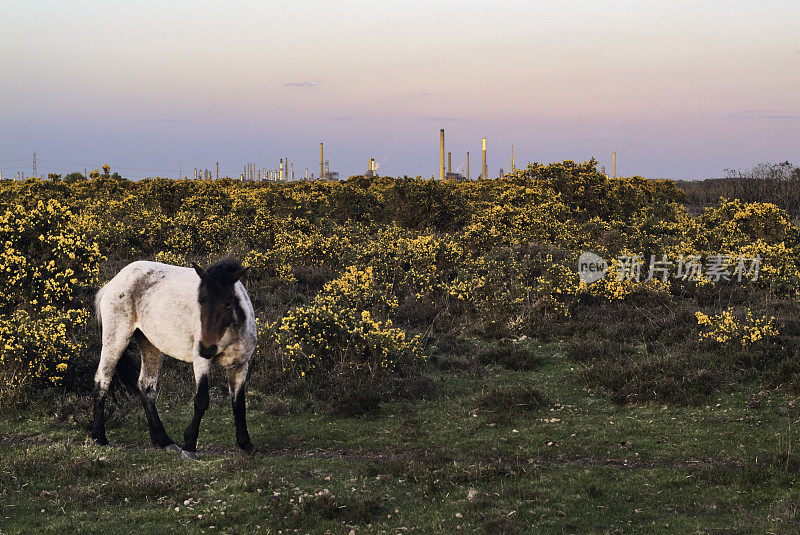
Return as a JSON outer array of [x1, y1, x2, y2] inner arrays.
[[205, 258, 244, 283]]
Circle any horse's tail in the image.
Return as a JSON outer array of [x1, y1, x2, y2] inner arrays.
[[110, 349, 140, 402], [95, 283, 140, 401]]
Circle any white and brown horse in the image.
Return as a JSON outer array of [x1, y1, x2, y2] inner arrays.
[[91, 259, 257, 458]]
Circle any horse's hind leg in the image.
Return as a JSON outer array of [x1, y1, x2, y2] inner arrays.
[[91, 321, 133, 445], [133, 332, 178, 451]]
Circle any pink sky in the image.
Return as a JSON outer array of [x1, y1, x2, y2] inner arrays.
[[1, 1, 798, 179]]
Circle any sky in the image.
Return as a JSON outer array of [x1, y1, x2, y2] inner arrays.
[[1, 0, 798, 180]]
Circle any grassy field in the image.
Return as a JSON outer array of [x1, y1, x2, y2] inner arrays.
[[3, 341, 800, 534]]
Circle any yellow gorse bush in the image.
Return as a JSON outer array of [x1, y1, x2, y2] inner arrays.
[[0, 198, 103, 397], [695, 308, 779, 348], [2, 160, 798, 398]]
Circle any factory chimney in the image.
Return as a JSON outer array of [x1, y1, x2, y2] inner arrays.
[[439, 129, 445, 180], [612, 150, 616, 178], [466, 150, 470, 179], [481, 137, 487, 179], [447, 151, 451, 175], [320, 143, 324, 180], [511, 145, 515, 172]]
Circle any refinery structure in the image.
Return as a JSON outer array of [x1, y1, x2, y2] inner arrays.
[[194, 129, 517, 183], [8, 131, 618, 182]]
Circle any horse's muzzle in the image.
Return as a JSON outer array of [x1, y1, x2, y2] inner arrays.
[[198, 342, 217, 359]]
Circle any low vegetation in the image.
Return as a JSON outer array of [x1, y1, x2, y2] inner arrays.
[[2, 160, 800, 531]]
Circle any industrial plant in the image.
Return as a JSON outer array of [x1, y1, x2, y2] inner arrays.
[[10, 132, 618, 183]]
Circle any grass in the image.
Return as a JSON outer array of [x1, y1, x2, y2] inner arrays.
[[2, 342, 800, 533]]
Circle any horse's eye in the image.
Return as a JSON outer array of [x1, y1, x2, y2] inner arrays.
[[225, 302, 233, 309]]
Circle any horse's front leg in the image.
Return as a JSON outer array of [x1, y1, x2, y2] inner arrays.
[[227, 361, 254, 453], [182, 357, 210, 460]]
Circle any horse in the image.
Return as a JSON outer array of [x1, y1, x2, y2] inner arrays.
[[91, 259, 257, 459]]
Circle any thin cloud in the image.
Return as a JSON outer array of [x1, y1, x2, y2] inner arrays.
[[283, 81, 320, 88], [422, 116, 470, 122], [421, 91, 435, 97], [726, 110, 800, 119]]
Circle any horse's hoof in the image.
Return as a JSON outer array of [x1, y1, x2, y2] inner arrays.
[[164, 443, 182, 453], [181, 450, 199, 461]]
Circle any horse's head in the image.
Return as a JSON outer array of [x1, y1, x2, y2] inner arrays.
[[192, 260, 250, 359]]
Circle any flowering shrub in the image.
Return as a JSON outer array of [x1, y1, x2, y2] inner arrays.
[[276, 304, 424, 379], [317, 266, 398, 315], [695, 308, 779, 348], [0, 199, 102, 398], [4, 160, 800, 403]]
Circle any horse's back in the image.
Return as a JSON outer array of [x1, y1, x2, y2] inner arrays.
[[97, 261, 200, 361], [98, 261, 193, 310]]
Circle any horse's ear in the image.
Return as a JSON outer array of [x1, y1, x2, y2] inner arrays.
[[192, 262, 207, 280], [231, 266, 250, 282]]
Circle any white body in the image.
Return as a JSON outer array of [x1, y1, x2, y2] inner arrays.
[[95, 261, 257, 370]]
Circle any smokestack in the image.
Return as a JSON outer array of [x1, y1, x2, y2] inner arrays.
[[612, 150, 616, 178], [320, 143, 324, 179], [511, 145, 515, 172], [466, 150, 470, 179], [482, 137, 487, 179], [439, 129, 445, 180], [447, 151, 451, 175], [280, 159, 284, 180], [291, 162, 294, 181]]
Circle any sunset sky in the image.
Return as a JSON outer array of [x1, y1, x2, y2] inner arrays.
[[1, 1, 798, 180]]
